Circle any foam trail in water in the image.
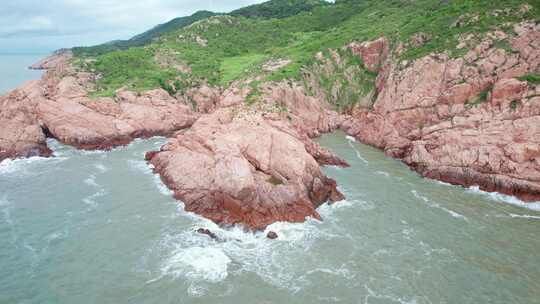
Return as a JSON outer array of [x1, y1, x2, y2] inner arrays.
[[84, 174, 99, 187], [411, 190, 467, 220], [94, 163, 108, 173], [147, 198, 357, 294], [0, 196, 19, 244], [347, 140, 368, 165], [128, 160, 172, 196], [375, 171, 390, 177], [467, 186, 540, 212], [345, 135, 357, 142], [508, 213, 540, 220], [82, 189, 106, 207]]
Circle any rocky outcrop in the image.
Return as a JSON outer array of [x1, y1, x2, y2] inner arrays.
[[29, 49, 73, 70], [184, 83, 250, 113], [5, 18, 539, 230], [343, 22, 540, 201], [0, 81, 52, 160], [0, 52, 198, 161], [147, 107, 345, 230], [2, 51, 348, 231], [347, 37, 389, 72]]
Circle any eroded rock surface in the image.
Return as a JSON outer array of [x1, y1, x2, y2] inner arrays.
[[147, 108, 345, 230], [343, 22, 540, 201], [3, 19, 540, 230], [0, 52, 198, 160]]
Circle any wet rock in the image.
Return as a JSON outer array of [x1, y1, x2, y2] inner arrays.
[[197, 228, 218, 240], [148, 108, 344, 230], [0, 54, 198, 161], [266, 231, 278, 239], [343, 25, 540, 202]]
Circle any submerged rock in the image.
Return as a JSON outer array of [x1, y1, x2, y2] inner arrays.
[[266, 231, 278, 239], [196, 228, 218, 240]]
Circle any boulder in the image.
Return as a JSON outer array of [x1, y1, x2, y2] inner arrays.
[[266, 231, 278, 239], [196, 228, 218, 240]]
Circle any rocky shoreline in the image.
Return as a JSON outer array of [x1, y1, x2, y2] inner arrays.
[[1, 20, 539, 229], [342, 21, 540, 202]]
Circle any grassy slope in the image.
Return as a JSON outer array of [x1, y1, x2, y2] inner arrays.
[[230, 0, 330, 18], [72, 11, 218, 57], [77, 0, 539, 97]]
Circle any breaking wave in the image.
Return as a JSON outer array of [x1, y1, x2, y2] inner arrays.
[[467, 186, 540, 212], [145, 198, 358, 295]]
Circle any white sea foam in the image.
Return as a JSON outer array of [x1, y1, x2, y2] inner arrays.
[[84, 174, 99, 187], [82, 189, 106, 207], [434, 180, 453, 187], [153, 175, 173, 196], [347, 140, 368, 164], [508, 213, 540, 220], [161, 246, 231, 282], [148, 198, 357, 293], [0, 156, 63, 175], [127, 159, 172, 196], [94, 163, 108, 173], [467, 186, 540, 212], [0, 196, 13, 226], [411, 190, 467, 220], [375, 170, 390, 177], [364, 284, 422, 304]]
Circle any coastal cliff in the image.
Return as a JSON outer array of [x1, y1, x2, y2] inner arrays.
[[1, 0, 539, 229]]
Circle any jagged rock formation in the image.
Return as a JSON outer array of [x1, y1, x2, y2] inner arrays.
[[146, 107, 345, 230], [0, 53, 197, 158], [1, 51, 347, 230], [343, 22, 540, 201], [2, 11, 540, 229]]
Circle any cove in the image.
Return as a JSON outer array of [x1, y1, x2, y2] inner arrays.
[[0, 132, 539, 303]]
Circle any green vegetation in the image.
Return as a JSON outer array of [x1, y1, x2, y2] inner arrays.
[[220, 53, 267, 85], [465, 86, 491, 108], [305, 48, 377, 111], [74, 0, 539, 100], [231, 0, 329, 19], [518, 73, 540, 84], [73, 11, 217, 57], [268, 176, 284, 185], [510, 100, 520, 110]]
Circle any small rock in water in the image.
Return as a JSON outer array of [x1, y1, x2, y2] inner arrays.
[[196, 228, 218, 240], [266, 231, 278, 239]]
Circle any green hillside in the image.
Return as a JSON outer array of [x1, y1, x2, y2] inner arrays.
[[72, 10, 218, 56], [73, 0, 539, 98], [231, 0, 330, 18]]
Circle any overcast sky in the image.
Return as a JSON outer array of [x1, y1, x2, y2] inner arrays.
[[0, 0, 266, 53]]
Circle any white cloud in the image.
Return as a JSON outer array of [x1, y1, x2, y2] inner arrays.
[[0, 0, 266, 51]]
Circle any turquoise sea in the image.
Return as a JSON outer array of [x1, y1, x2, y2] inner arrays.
[[0, 53, 46, 95], [0, 54, 539, 304]]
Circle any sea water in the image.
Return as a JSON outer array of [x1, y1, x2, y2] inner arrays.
[[0, 53, 45, 95], [0, 134, 539, 303], [1, 55, 540, 304]]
